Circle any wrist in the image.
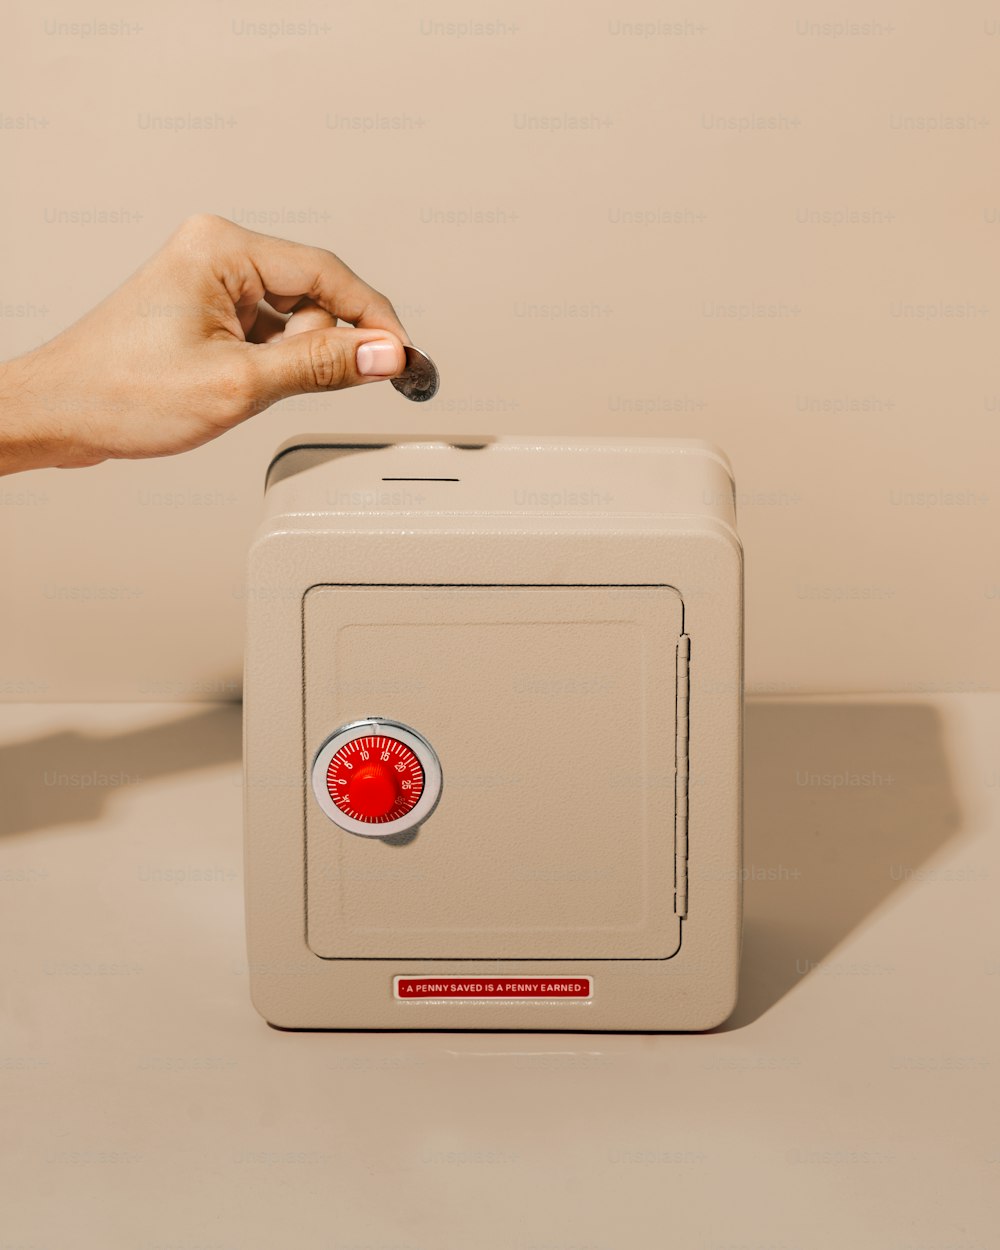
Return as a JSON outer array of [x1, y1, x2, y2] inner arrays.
[[0, 349, 101, 475], [0, 352, 58, 475]]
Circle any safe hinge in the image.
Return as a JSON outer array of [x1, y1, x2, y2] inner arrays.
[[674, 633, 690, 917]]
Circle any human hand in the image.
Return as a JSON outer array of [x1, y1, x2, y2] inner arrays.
[[0, 213, 411, 475]]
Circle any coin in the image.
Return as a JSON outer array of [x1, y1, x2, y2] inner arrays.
[[391, 345, 440, 402]]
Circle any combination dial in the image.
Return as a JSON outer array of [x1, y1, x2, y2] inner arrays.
[[310, 718, 443, 838]]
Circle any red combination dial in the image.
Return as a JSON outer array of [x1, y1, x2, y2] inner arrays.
[[326, 734, 425, 824]]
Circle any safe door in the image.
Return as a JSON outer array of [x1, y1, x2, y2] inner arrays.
[[304, 585, 685, 962]]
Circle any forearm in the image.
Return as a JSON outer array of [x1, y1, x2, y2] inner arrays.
[[0, 352, 60, 476], [0, 349, 103, 476]]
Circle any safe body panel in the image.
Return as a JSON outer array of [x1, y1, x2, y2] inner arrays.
[[243, 434, 742, 1031]]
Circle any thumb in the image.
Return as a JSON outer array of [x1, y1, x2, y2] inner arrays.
[[249, 327, 406, 405]]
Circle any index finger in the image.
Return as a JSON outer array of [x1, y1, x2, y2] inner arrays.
[[236, 222, 411, 343]]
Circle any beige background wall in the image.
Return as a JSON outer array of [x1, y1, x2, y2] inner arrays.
[[2, 0, 997, 700]]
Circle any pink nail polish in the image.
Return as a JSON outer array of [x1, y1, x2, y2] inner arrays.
[[356, 341, 398, 377]]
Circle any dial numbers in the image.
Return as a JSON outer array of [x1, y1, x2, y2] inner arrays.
[[326, 735, 424, 824]]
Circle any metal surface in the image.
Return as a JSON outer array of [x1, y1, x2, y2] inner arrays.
[[390, 345, 440, 402], [245, 435, 743, 1030]]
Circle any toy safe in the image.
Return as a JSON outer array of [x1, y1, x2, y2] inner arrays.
[[243, 433, 743, 1030]]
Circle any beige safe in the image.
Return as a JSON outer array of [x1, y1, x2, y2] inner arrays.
[[243, 433, 743, 1031]]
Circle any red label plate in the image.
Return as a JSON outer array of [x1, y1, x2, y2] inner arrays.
[[394, 976, 593, 1002]]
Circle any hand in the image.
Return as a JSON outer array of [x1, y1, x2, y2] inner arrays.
[[0, 213, 411, 475]]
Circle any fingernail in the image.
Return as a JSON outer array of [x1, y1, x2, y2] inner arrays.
[[356, 340, 399, 377]]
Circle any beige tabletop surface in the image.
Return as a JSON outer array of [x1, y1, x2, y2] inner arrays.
[[0, 695, 996, 1248]]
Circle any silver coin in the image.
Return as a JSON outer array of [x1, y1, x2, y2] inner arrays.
[[391, 345, 439, 402]]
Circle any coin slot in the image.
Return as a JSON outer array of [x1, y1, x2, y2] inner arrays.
[[381, 477, 460, 482]]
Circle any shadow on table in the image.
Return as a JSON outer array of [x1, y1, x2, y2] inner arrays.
[[720, 698, 963, 1031], [0, 703, 242, 838]]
